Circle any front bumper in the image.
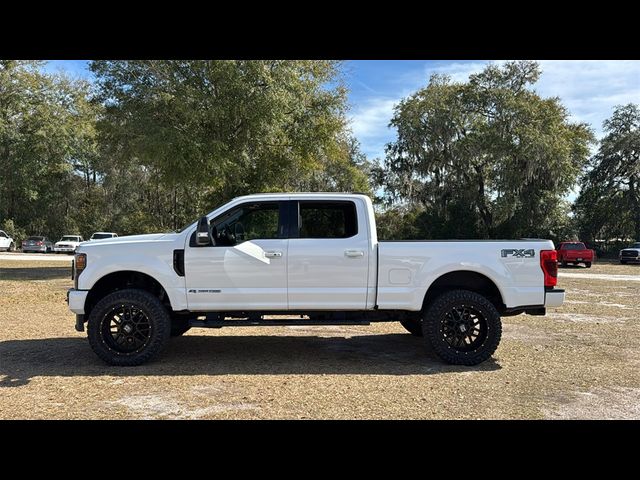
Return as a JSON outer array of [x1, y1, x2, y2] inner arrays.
[[620, 255, 640, 262], [54, 246, 76, 253], [67, 288, 89, 314], [545, 288, 565, 307]]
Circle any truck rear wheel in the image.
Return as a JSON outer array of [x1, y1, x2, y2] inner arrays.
[[585, 262, 592, 268], [87, 289, 171, 366], [400, 318, 423, 336], [422, 289, 502, 366], [561, 260, 567, 267]]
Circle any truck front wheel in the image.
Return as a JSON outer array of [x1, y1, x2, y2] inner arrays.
[[422, 289, 502, 366], [87, 289, 171, 366]]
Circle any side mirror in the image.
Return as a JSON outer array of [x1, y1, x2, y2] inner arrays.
[[195, 216, 210, 246]]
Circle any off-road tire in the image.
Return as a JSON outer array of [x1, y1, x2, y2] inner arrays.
[[400, 318, 423, 336], [87, 289, 171, 366], [422, 289, 502, 366]]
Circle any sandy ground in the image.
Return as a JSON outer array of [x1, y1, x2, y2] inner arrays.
[[0, 259, 639, 419]]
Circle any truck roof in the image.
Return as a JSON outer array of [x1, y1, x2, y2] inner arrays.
[[232, 192, 370, 202]]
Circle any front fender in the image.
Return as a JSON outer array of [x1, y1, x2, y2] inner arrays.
[[77, 249, 187, 311]]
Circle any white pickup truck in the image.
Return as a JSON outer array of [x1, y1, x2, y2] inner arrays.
[[67, 193, 564, 366]]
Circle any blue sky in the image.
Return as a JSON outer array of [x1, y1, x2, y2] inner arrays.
[[44, 59, 640, 163]]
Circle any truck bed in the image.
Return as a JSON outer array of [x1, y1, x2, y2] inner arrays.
[[376, 239, 554, 310]]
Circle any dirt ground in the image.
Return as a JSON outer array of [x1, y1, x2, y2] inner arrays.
[[1, 258, 639, 419]]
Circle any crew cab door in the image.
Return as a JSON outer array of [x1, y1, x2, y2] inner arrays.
[[184, 201, 289, 311], [287, 200, 370, 309]]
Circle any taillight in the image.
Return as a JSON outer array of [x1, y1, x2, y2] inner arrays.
[[540, 250, 558, 287], [36, 241, 43, 246]]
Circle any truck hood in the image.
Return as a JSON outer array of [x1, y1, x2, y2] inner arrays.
[[80, 233, 180, 249]]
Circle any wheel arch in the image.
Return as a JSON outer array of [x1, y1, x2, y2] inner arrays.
[[85, 270, 172, 317], [422, 270, 505, 312]]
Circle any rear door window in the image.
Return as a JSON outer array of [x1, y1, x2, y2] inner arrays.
[[296, 201, 358, 239]]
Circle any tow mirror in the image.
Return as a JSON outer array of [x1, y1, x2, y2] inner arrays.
[[196, 216, 210, 246]]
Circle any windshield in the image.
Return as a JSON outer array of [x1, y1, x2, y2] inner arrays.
[[563, 243, 586, 250], [92, 233, 114, 239], [631, 243, 640, 249], [60, 236, 80, 242]]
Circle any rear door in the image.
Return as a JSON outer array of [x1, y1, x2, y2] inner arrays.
[[184, 201, 289, 311], [287, 199, 370, 310]]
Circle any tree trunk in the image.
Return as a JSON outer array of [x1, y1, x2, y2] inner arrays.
[[630, 176, 640, 241], [475, 167, 492, 238]]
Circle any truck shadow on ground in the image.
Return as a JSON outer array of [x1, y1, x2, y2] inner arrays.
[[0, 333, 501, 387], [0, 267, 70, 281]]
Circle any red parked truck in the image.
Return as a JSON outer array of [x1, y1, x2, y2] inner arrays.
[[557, 242, 594, 268]]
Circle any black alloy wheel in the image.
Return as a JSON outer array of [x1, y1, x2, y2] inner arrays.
[[101, 304, 152, 354]]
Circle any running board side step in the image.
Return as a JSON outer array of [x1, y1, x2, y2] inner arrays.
[[189, 318, 371, 328]]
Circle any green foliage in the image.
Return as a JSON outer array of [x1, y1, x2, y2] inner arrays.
[[0, 60, 369, 240], [90, 60, 370, 230], [575, 104, 640, 244], [374, 61, 594, 240], [2, 59, 631, 247], [0, 60, 101, 241]]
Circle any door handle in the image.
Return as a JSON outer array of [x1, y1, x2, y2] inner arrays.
[[264, 251, 283, 258], [344, 250, 364, 257]]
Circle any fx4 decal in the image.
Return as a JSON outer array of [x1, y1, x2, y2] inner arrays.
[[501, 248, 535, 258]]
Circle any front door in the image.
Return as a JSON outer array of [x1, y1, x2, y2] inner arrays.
[[184, 201, 288, 311]]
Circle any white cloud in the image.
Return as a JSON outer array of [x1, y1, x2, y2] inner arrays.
[[535, 60, 640, 137], [349, 97, 399, 160], [425, 61, 488, 83]]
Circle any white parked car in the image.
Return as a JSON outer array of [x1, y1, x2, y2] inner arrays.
[[67, 193, 564, 366], [89, 232, 118, 241], [0, 230, 15, 252], [54, 235, 84, 254]]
